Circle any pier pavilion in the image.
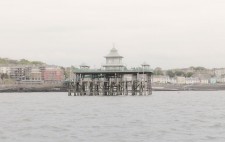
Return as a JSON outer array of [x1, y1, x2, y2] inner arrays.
[[68, 48, 153, 96]]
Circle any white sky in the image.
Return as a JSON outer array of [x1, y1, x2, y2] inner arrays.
[[0, 0, 225, 69]]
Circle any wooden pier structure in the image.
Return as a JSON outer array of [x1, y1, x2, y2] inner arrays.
[[67, 48, 153, 96], [68, 70, 152, 96]]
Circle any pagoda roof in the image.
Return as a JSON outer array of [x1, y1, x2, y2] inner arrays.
[[80, 63, 89, 67], [141, 62, 150, 66], [105, 48, 123, 58]]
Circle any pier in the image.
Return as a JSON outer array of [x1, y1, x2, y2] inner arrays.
[[67, 48, 153, 96]]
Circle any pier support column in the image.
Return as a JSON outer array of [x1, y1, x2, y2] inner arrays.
[[139, 81, 143, 96], [147, 74, 152, 95], [87, 81, 91, 96], [99, 81, 104, 96], [80, 81, 84, 96], [116, 82, 120, 96], [68, 89, 71, 96], [109, 80, 112, 96], [74, 82, 77, 96], [93, 81, 96, 96], [131, 81, 134, 95], [126, 81, 128, 95]]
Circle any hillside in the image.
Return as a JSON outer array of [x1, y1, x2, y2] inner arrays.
[[0, 58, 46, 66]]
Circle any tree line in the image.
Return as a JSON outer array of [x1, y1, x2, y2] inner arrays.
[[153, 67, 208, 78], [0, 58, 45, 65]]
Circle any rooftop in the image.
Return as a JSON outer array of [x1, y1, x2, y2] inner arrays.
[[73, 67, 153, 74], [105, 48, 123, 58]]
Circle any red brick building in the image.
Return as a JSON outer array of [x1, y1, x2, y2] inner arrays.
[[42, 67, 65, 84]]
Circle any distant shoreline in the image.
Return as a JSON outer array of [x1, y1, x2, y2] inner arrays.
[[0, 84, 67, 93], [152, 83, 225, 91], [1, 84, 225, 93]]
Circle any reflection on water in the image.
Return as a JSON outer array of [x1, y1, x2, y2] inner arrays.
[[1, 91, 225, 142]]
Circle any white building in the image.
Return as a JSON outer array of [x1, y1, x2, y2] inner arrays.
[[200, 78, 209, 84], [217, 77, 225, 83], [153, 75, 170, 84], [176, 77, 186, 84], [214, 68, 225, 77], [0, 67, 11, 75], [30, 68, 42, 81], [185, 77, 200, 84], [168, 78, 177, 84], [152, 76, 177, 84]]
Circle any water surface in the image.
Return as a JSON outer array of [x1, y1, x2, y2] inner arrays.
[[1, 91, 225, 142]]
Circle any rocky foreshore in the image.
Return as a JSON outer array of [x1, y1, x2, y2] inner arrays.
[[0, 84, 67, 93], [152, 83, 225, 91], [1, 83, 225, 93]]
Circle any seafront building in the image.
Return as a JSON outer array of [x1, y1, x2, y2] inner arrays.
[[217, 77, 225, 83], [152, 75, 171, 84], [152, 75, 224, 85], [214, 68, 225, 77], [67, 48, 153, 96], [176, 77, 186, 84], [42, 66, 65, 84], [10, 66, 27, 80], [0, 67, 11, 75], [185, 77, 200, 84], [1, 57, 225, 86], [0, 65, 65, 84], [20, 68, 43, 84]]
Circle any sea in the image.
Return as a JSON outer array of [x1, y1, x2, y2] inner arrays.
[[1, 91, 225, 142]]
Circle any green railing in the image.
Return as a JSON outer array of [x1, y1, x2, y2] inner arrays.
[[72, 68, 153, 73]]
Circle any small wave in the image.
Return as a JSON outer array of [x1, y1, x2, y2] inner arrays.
[[205, 136, 217, 140], [0, 136, 8, 140], [209, 123, 223, 128], [21, 118, 32, 122]]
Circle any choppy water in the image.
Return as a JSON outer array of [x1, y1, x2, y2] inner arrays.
[[1, 91, 225, 142]]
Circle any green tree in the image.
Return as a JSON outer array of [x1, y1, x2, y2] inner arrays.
[[0, 58, 46, 65], [31, 61, 45, 65], [166, 70, 175, 78], [174, 70, 185, 76], [154, 67, 164, 75], [185, 72, 193, 77], [193, 66, 206, 71], [19, 59, 30, 64]]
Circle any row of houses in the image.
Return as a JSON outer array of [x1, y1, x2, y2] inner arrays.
[[153, 76, 225, 85], [0, 66, 65, 84]]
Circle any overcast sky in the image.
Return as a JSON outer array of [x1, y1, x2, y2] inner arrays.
[[0, 0, 225, 69]]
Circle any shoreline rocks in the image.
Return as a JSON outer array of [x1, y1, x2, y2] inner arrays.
[[152, 83, 225, 91], [0, 84, 67, 93]]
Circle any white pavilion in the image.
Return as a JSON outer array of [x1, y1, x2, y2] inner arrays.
[[103, 48, 125, 71]]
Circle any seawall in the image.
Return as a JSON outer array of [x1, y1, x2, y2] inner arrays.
[[152, 83, 225, 91], [0, 84, 67, 93]]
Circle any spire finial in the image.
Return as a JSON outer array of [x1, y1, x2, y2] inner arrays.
[[112, 42, 115, 49]]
